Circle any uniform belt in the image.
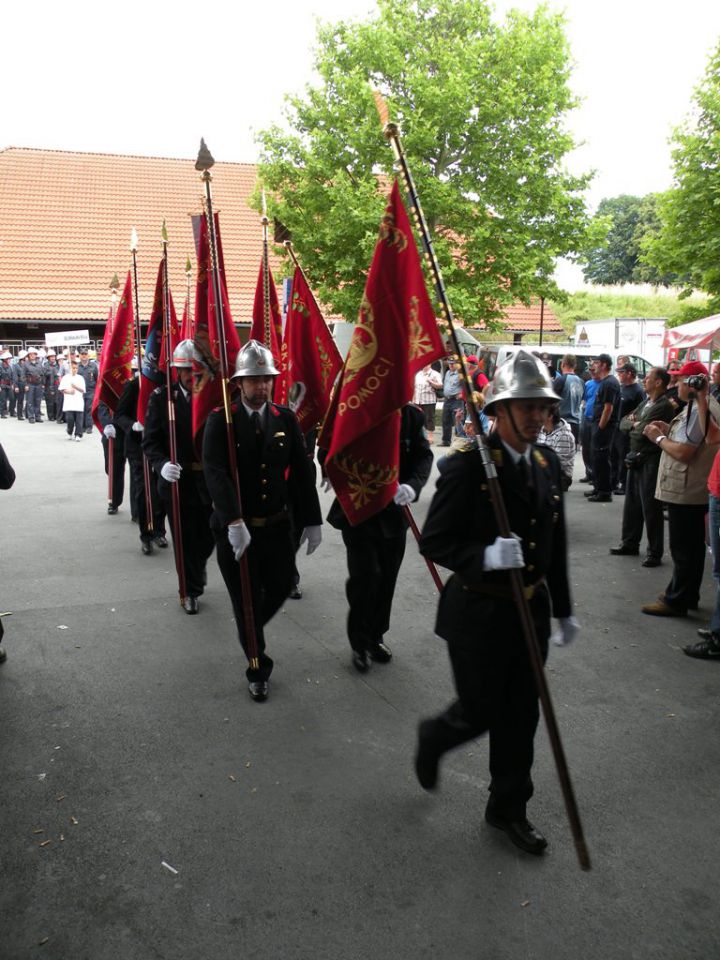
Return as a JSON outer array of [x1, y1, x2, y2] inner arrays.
[[460, 576, 546, 601], [180, 462, 203, 472], [247, 509, 289, 528]]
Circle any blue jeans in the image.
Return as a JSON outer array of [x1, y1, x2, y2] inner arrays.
[[709, 495, 720, 633]]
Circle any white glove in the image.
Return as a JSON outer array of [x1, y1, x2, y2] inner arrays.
[[227, 520, 251, 561], [160, 461, 182, 483], [103, 424, 116, 439], [393, 483, 415, 507], [320, 476, 333, 493], [483, 534, 524, 571], [132, 421, 144, 433], [299, 525, 322, 555], [551, 616, 580, 647]]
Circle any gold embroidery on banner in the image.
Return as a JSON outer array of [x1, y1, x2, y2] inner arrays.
[[333, 453, 398, 510], [344, 294, 378, 384], [315, 336, 333, 392], [408, 296, 434, 362], [379, 207, 408, 252]]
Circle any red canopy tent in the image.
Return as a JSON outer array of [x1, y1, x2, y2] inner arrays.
[[663, 314, 720, 360]]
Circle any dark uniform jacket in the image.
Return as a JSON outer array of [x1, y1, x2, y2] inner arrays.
[[13, 362, 26, 389], [24, 360, 44, 386], [143, 385, 210, 506], [0, 441, 15, 489], [0, 362, 15, 388], [202, 400, 322, 531], [77, 360, 99, 394], [115, 377, 144, 461], [324, 404, 433, 536], [43, 361, 61, 390], [419, 432, 571, 642]]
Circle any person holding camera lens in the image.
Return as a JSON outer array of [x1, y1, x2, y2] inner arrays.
[[609, 367, 675, 566], [641, 361, 720, 617]]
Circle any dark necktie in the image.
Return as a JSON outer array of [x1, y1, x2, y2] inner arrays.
[[251, 411, 263, 449], [517, 455, 532, 489]]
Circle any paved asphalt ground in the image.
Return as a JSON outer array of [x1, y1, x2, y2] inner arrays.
[[1, 414, 719, 960]]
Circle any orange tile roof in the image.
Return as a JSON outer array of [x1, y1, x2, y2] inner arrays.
[[475, 300, 562, 334], [0, 147, 286, 324]]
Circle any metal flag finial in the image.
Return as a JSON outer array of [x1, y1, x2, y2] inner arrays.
[[130, 227, 139, 252], [195, 138, 215, 172], [161, 219, 169, 245], [109, 273, 120, 292], [185, 255, 192, 276], [261, 189, 269, 226]]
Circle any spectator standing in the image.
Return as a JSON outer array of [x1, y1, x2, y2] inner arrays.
[[665, 360, 685, 412], [641, 361, 720, 616], [586, 354, 621, 502], [579, 363, 600, 483], [439, 357, 464, 447], [611, 363, 646, 494], [553, 354, 584, 443], [710, 362, 720, 401], [609, 367, 675, 566], [413, 364, 443, 444], [538, 409, 575, 490]]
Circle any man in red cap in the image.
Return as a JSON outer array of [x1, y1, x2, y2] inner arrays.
[[641, 360, 720, 616]]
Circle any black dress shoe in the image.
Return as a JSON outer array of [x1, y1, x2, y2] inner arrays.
[[107, 505, 118, 515], [641, 557, 662, 568], [609, 546, 639, 556], [154, 535, 168, 548], [183, 596, 199, 614], [141, 541, 154, 556], [414, 719, 440, 791], [697, 628, 712, 639], [587, 493, 612, 502], [583, 489, 598, 497], [368, 641, 392, 663], [579, 476, 592, 483], [248, 680, 269, 701], [614, 486, 626, 496], [351, 649, 369, 673], [485, 809, 548, 855], [289, 584, 302, 600]]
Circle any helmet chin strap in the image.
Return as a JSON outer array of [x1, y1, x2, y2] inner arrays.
[[503, 401, 529, 447]]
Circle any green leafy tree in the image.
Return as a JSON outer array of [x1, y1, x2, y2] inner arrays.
[[256, 0, 599, 325], [582, 194, 677, 286], [641, 40, 720, 298]]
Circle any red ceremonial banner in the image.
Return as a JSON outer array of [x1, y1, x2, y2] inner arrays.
[[250, 261, 285, 401], [191, 212, 241, 441], [322, 180, 445, 525], [91, 301, 117, 431], [95, 271, 135, 417], [284, 266, 342, 433], [137, 261, 165, 424]]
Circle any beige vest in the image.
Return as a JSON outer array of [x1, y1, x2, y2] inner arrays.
[[656, 397, 720, 505]]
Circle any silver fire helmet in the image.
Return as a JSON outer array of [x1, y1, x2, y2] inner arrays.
[[231, 339, 279, 379], [171, 339, 195, 369], [483, 350, 558, 413]]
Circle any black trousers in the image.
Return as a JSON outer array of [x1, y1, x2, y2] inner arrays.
[[0, 385, 12, 415], [83, 391, 95, 430], [44, 389, 58, 422], [214, 522, 295, 682], [25, 384, 43, 421], [580, 419, 594, 479], [102, 434, 127, 509], [591, 424, 615, 494], [15, 390, 24, 419], [341, 523, 407, 653], [56, 392, 64, 421], [128, 457, 166, 542], [65, 410, 84, 437], [620, 458, 664, 559], [163, 486, 214, 598], [611, 428, 630, 489], [663, 502, 708, 612], [423, 581, 550, 820]]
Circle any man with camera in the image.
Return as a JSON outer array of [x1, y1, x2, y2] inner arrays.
[[609, 367, 675, 567], [641, 361, 720, 617]]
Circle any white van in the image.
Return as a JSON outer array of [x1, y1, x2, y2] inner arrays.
[[476, 344, 656, 381]]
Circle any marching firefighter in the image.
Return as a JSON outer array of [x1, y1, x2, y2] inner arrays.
[[143, 340, 215, 614], [416, 350, 579, 857], [202, 340, 322, 701]]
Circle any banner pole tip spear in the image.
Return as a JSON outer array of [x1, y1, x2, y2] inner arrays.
[[195, 139, 215, 173]]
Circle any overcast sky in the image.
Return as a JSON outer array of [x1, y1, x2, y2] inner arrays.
[[3, 0, 719, 288]]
